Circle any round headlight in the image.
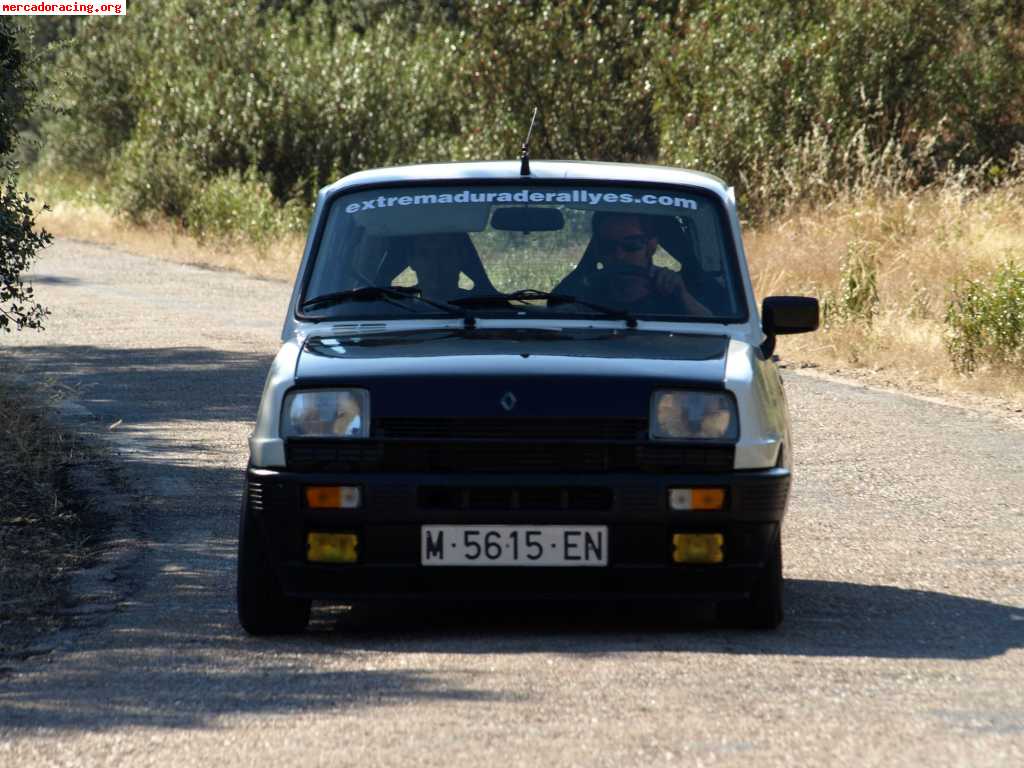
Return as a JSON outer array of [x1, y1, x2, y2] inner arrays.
[[651, 390, 738, 440], [282, 389, 369, 438]]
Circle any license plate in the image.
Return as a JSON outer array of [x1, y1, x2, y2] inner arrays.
[[421, 525, 608, 567]]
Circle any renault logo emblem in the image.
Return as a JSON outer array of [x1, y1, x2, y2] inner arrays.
[[500, 391, 517, 412]]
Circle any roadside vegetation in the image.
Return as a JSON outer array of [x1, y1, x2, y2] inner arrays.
[[747, 178, 1024, 400], [1, 18, 81, 656], [0, 375, 95, 656], [19, 0, 1024, 402], [1, 18, 49, 332]]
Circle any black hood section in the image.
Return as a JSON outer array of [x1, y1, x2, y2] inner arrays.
[[294, 328, 730, 420], [303, 327, 727, 362]]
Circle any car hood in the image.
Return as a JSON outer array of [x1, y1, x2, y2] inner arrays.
[[296, 327, 727, 381], [293, 328, 730, 420]]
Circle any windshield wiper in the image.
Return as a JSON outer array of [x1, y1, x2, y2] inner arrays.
[[301, 285, 417, 310], [301, 285, 476, 327], [449, 289, 637, 328]]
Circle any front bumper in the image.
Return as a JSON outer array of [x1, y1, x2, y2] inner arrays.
[[244, 466, 790, 603]]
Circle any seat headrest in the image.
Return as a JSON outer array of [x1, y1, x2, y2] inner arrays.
[[376, 233, 497, 292]]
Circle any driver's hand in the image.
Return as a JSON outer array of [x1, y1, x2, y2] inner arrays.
[[652, 267, 685, 297], [652, 266, 712, 315]]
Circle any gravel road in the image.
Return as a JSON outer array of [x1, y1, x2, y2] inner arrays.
[[1, 238, 1022, 766]]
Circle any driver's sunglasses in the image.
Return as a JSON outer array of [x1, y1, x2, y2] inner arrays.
[[601, 234, 648, 253]]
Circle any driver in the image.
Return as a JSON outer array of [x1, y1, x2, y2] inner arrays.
[[590, 212, 709, 315]]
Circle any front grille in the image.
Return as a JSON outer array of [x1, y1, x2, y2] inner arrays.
[[418, 486, 612, 511], [286, 440, 733, 474], [375, 418, 647, 441]]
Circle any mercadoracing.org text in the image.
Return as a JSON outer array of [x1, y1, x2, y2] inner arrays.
[[2, 1, 124, 14]]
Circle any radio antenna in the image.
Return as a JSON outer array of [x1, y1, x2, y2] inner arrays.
[[519, 107, 538, 176]]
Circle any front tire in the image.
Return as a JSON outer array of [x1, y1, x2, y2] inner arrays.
[[237, 494, 311, 635], [720, 529, 783, 630]]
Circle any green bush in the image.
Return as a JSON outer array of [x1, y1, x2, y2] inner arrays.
[[38, 0, 1024, 227], [111, 137, 200, 223], [46, 0, 668, 204], [1, 18, 49, 333], [43, 12, 149, 175], [945, 261, 1024, 374], [185, 169, 306, 243], [820, 241, 880, 328], [651, 0, 1024, 216], [445, 0, 662, 163], [839, 243, 880, 324], [143, 1, 455, 188], [52, 0, 458, 219]]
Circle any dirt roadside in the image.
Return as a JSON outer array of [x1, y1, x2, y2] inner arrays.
[[778, 361, 1024, 432], [0, 378, 144, 664]]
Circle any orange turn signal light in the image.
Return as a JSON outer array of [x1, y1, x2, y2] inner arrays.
[[305, 485, 361, 509], [668, 487, 725, 511]]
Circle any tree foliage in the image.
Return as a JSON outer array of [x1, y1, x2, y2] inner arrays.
[[444, 1, 661, 163], [1, 18, 49, 333], [652, 0, 1024, 215], [39, 0, 1024, 224]]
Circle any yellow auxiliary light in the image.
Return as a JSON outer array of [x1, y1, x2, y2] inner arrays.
[[672, 533, 724, 564], [305, 485, 362, 509], [668, 487, 725, 511], [307, 532, 359, 563]]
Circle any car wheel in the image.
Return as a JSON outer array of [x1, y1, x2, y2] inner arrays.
[[720, 529, 783, 630], [237, 494, 311, 635]]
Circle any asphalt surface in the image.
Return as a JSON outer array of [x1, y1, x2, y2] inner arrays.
[[1, 238, 1022, 766]]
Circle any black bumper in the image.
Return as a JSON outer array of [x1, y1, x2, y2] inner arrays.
[[244, 466, 790, 602]]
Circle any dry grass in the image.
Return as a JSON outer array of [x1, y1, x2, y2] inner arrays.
[[25, 167, 305, 283], [37, 200, 305, 282], [0, 375, 93, 655], [746, 182, 1024, 405]]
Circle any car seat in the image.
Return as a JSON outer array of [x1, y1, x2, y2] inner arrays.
[[375, 233, 498, 294]]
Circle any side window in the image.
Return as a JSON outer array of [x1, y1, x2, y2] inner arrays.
[[307, 210, 362, 294], [685, 214, 740, 315]]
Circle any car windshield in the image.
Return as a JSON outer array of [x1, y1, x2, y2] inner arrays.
[[301, 182, 748, 322]]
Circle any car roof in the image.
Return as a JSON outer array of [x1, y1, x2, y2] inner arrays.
[[321, 160, 731, 199]]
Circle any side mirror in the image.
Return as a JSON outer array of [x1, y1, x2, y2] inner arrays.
[[760, 296, 819, 357]]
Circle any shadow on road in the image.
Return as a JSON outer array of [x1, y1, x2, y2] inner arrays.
[[4, 345, 272, 429], [1, 573, 1019, 733], [316, 580, 1024, 662], [26, 274, 83, 286]]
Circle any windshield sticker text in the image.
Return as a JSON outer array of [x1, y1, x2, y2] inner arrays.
[[344, 189, 698, 214]]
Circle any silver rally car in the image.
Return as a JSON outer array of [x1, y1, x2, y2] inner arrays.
[[239, 160, 818, 634]]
